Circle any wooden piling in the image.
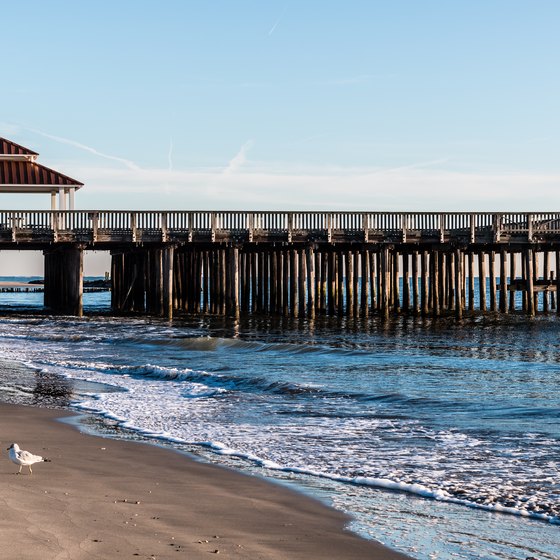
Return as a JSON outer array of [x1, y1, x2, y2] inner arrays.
[[402, 252, 410, 312], [499, 250, 507, 313], [509, 252, 516, 312], [479, 252, 487, 312], [454, 248, 463, 318], [421, 251, 428, 316], [526, 248, 535, 316], [45, 245, 84, 316], [307, 246, 316, 318]]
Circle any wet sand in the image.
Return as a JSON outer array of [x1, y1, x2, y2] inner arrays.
[[0, 403, 413, 559]]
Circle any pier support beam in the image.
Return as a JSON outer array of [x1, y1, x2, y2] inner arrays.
[[111, 250, 146, 313], [525, 248, 535, 316], [144, 246, 175, 318], [44, 245, 83, 316]]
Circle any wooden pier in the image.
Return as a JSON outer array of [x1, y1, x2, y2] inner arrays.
[[2, 210, 560, 318]]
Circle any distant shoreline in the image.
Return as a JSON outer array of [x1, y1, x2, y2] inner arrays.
[[0, 281, 42, 288], [0, 279, 110, 291]]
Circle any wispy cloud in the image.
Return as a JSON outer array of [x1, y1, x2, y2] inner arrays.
[[27, 127, 140, 170], [268, 7, 287, 36], [320, 73, 398, 86], [0, 122, 23, 136], [378, 158, 452, 175], [55, 158, 560, 214], [223, 140, 254, 174], [292, 133, 329, 145], [168, 137, 174, 172]]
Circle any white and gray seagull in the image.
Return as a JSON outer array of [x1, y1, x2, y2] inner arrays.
[[6, 443, 50, 474]]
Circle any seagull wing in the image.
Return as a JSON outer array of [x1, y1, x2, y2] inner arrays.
[[16, 450, 43, 463]]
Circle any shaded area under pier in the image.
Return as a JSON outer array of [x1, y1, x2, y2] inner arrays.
[[107, 242, 560, 320]]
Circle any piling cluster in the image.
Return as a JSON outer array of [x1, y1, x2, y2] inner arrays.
[[108, 244, 560, 319]]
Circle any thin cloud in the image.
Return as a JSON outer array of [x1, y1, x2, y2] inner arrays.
[[268, 7, 287, 36], [27, 127, 140, 170], [168, 137, 174, 172], [293, 133, 329, 144], [60, 159, 560, 213], [0, 122, 23, 136], [379, 158, 452, 175], [223, 140, 254, 174]]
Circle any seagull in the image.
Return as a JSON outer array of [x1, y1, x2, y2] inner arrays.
[[6, 443, 50, 474]]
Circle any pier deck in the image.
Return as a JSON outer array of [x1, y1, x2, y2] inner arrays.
[[1, 210, 559, 318]]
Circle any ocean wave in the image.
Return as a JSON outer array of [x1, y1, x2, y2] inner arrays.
[[53, 359, 332, 398], [67, 394, 560, 527]]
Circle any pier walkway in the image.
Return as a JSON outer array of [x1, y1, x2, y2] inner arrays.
[[1, 210, 559, 318]]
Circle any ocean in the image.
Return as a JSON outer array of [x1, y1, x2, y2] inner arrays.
[[0, 277, 558, 559]]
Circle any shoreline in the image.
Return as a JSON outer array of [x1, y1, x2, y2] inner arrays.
[[0, 402, 413, 559]]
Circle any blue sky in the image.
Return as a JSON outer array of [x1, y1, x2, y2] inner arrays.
[[1, 0, 560, 212]]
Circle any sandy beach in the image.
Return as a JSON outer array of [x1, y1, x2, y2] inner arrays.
[[0, 403, 412, 560]]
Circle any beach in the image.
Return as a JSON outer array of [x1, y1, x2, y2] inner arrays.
[[0, 403, 411, 560]]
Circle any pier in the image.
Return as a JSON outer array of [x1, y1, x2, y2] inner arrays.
[[1, 210, 560, 318]]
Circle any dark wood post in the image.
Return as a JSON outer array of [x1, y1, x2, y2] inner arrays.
[[361, 249, 369, 317], [526, 248, 535, 316], [421, 250, 428, 316], [489, 251, 496, 312], [508, 251, 516, 312], [402, 252, 410, 312], [381, 246, 390, 319], [411, 250, 419, 314], [454, 248, 462, 319], [468, 252, 474, 311], [543, 250, 550, 313], [499, 249, 507, 313], [478, 252, 487, 312], [46, 245, 84, 316], [345, 251, 353, 316], [306, 246, 315, 318]]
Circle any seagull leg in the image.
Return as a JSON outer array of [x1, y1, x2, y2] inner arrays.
[[17, 466, 22, 474], [29, 465, 33, 475]]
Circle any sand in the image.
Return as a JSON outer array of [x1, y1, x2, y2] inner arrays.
[[0, 403, 413, 559]]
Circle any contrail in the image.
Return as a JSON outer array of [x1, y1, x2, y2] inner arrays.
[[223, 140, 254, 174], [27, 127, 140, 170], [268, 7, 286, 35]]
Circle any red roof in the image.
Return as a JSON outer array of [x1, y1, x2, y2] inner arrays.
[[0, 137, 39, 156], [0, 160, 83, 186], [0, 137, 83, 188]]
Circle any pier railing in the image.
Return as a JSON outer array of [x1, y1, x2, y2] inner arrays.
[[2, 210, 560, 244]]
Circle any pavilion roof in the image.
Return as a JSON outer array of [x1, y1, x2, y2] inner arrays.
[[0, 137, 83, 191], [0, 138, 39, 157]]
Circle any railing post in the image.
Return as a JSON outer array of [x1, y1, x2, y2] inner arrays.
[[161, 212, 169, 242], [10, 212, 17, 243], [493, 213, 502, 242], [188, 211, 193, 242], [470, 213, 475, 243], [248, 213, 254, 242], [50, 211, 59, 242], [327, 213, 333, 242], [211, 212, 217, 242], [287, 212, 293, 243], [91, 212, 98, 243], [362, 213, 369, 243], [439, 214, 445, 243], [131, 212, 137, 243], [401, 214, 407, 243], [527, 213, 533, 242]]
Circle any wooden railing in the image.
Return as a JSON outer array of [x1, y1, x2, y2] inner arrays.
[[1, 211, 560, 244]]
